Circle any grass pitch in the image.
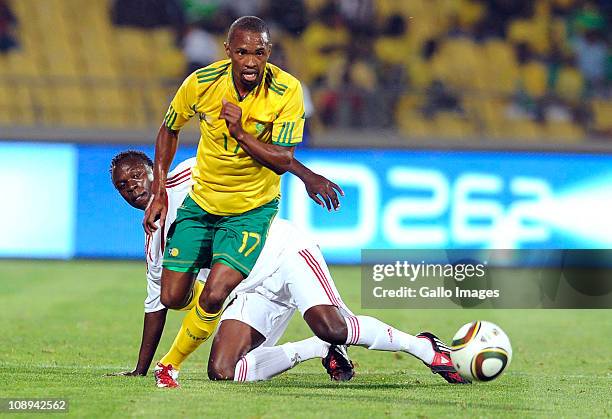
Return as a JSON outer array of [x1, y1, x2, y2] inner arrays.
[[0, 260, 610, 418]]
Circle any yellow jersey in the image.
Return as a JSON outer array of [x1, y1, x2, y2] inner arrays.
[[164, 59, 304, 215]]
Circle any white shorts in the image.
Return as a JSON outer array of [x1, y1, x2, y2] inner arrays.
[[220, 245, 352, 345], [220, 293, 295, 346]]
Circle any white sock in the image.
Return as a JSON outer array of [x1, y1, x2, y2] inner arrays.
[[344, 315, 434, 364], [234, 337, 329, 382], [280, 336, 330, 363]]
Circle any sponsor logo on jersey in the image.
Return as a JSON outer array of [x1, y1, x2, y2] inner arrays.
[[170, 248, 180, 257]]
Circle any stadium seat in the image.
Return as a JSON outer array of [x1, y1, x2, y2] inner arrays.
[[592, 100, 612, 131], [483, 40, 519, 95], [7, 52, 41, 78], [374, 36, 413, 67], [406, 58, 434, 89], [433, 112, 475, 139], [397, 113, 433, 138], [55, 85, 92, 127], [0, 84, 11, 124], [395, 93, 430, 138], [546, 121, 585, 142], [555, 67, 584, 103], [520, 61, 548, 97], [0, 55, 8, 78], [504, 119, 544, 140], [508, 18, 549, 55], [304, 0, 328, 14], [431, 38, 482, 91]]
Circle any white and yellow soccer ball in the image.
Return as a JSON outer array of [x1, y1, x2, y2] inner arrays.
[[450, 321, 512, 383]]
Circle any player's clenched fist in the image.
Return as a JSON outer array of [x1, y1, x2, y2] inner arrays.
[[219, 98, 245, 139]]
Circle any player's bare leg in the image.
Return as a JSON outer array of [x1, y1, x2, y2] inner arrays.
[[160, 269, 197, 309], [303, 305, 348, 344], [156, 263, 245, 386], [208, 319, 265, 380], [199, 263, 245, 313], [209, 319, 334, 382]]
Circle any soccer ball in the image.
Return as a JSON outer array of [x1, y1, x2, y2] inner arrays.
[[450, 321, 512, 382]]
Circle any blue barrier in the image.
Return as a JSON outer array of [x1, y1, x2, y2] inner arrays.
[[1, 142, 610, 263]]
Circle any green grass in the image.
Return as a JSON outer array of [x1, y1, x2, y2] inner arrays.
[[0, 260, 611, 418]]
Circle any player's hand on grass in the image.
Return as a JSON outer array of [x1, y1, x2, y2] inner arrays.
[[143, 190, 168, 235], [106, 370, 146, 377], [219, 99, 245, 140], [303, 171, 344, 211]]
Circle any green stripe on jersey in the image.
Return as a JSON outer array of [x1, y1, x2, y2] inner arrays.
[[268, 85, 285, 95], [196, 63, 230, 75], [270, 78, 288, 90], [197, 70, 228, 83], [276, 122, 287, 142], [164, 107, 175, 126], [284, 122, 295, 143], [167, 110, 177, 129], [287, 122, 295, 143], [270, 80, 287, 92]]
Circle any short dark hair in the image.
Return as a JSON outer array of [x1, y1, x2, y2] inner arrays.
[[109, 150, 153, 180], [227, 16, 270, 44]]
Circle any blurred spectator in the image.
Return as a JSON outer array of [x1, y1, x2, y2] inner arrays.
[[301, 2, 349, 83], [179, 0, 220, 26], [265, 0, 307, 36], [374, 14, 411, 66], [570, 0, 607, 36], [508, 42, 546, 121], [337, 0, 375, 35], [182, 24, 220, 75], [543, 97, 574, 124], [478, 0, 534, 38], [270, 44, 314, 119], [447, 14, 473, 39], [422, 80, 463, 119], [218, 0, 264, 18], [0, 0, 18, 54], [571, 29, 608, 95], [111, 0, 185, 30]]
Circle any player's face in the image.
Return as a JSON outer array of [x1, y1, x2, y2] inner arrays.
[[225, 29, 271, 91], [112, 159, 153, 210]]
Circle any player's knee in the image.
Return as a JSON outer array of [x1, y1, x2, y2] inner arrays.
[[200, 286, 230, 312], [207, 358, 236, 381], [160, 290, 186, 310]]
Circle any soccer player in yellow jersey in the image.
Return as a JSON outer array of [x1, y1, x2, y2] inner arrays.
[[143, 16, 342, 375]]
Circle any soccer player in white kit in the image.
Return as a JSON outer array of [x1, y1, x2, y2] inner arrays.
[[109, 151, 467, 386]]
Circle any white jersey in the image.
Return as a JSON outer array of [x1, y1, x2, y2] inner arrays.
[[144, 158, 206, 312], [144, 159, 317, 313]]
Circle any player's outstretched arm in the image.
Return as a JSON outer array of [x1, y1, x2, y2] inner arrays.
[[288, 159, 344, 211], [220, 99, 294, 174], [108, 309, 168, 376], [143, 124, 179, 235]]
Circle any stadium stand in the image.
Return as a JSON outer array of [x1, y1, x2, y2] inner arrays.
[[0, 0, 610, 144]]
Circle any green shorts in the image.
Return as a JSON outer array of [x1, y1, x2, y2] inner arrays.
[[162, 194, 279, 277]]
